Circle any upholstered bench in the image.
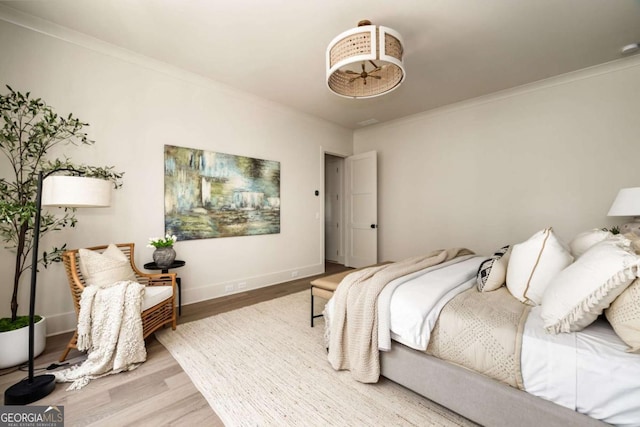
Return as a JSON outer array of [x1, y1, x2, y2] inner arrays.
[[310, 269, 352, 327], [310, 262, 392, 327]]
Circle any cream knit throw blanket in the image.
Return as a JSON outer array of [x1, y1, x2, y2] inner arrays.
[[327, 248, 474, 383], [54, 280, 147, 390]]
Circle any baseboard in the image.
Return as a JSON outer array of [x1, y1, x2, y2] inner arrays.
[[184, 263, 324, 305], [45, 311, 77, 337]]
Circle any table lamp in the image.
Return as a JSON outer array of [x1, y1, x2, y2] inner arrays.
[[607, 187, 640, 236], [4, 172, 111, 405]]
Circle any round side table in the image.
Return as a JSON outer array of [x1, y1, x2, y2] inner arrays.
[[144, 260, 186, 316]]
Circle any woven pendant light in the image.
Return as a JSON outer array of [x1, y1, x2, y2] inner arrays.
[[326, 20, 405, 99]]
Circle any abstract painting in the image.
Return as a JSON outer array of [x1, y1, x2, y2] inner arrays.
[[164, 145, 280, 240]]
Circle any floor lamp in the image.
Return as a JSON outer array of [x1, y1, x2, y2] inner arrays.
[[4, 171, 111, 405]]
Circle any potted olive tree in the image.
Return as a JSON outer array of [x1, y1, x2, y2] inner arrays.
[[0, 85, 123, 368]]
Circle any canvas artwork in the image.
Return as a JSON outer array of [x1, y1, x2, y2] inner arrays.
[[164, 145, 280, 240]]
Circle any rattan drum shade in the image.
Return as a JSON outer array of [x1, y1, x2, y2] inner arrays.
[[326, 21, 405, 99]]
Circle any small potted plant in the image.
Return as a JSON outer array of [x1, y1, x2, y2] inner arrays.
[[602, 226, 621, 235], [148, 234, 178, 268]]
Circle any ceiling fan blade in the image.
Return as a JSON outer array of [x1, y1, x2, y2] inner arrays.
[[369, 60, 379, 69], [345, 70, 359, 75], [361, 63, 366, 73], [369, 67, 382, 74]]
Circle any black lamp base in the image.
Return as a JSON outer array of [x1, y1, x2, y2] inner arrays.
[[4, 374, 56, 405]]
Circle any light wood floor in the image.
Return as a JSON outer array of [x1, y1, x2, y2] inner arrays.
[[0, 262, 350, 426]]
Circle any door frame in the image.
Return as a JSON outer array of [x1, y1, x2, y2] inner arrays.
[[319, 147, 378, 269]]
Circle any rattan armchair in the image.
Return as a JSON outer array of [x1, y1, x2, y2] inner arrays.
[[59, 242, 177, 362]]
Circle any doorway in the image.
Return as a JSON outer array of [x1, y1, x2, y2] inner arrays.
[[324, 154, 344, 265], [322, 150, 378, 269]]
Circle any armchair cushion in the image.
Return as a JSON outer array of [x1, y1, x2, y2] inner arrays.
[[143, 286, 174, 311], [78, 243, 137, 287]]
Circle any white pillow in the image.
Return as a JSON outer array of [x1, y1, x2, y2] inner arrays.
[[541, 237, 640, 334], [506, 228, 573, 305], [78, 243, 137, 287], [569, 229, 612, 258]]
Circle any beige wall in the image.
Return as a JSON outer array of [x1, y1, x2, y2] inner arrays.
[[354, 57, 640, 262], [0, 15, 353, 334]]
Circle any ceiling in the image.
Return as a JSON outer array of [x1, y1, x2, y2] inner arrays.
[[2, 0, 640, 129]]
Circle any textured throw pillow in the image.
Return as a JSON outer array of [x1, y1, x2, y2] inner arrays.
[[476, 246, 511, 292], [541, 237, 640, 334], [623, 232, 640, 255], [78, 243, 137, 287], [605, 278, 640, 353], [569, 229, 612, 258], [506, 227, 573, 305]]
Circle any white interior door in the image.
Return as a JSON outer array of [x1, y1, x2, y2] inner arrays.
[[345, 151, 377, 268]]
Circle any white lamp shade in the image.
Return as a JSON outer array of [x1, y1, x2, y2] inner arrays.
[[41, 176, 111, 207], [608, 187, 640, 216]]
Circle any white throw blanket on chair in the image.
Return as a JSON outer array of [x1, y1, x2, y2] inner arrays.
[[54, 280, 147, 390]]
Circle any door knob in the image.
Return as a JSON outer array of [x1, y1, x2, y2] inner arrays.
[[370, 224, 377, 229]]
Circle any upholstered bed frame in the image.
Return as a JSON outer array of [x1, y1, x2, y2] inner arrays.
[[380, 342, 607, 427], [312, 267, 610, 426]]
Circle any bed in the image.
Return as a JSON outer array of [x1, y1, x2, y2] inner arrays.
[[324, 231, 640, 427]]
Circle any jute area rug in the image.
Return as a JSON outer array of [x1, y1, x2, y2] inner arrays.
[[156, 291, 475, 426]]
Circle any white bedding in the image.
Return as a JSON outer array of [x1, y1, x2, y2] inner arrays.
[[378, 255, 483, 351], [523, 306, 640, 426], [325, 255, 483, 351], [326, 257, 640, 426]]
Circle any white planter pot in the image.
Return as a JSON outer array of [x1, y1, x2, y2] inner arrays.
[[0, 316, 47, 369]]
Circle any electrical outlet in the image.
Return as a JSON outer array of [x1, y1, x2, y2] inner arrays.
[[224, 284, 235, 292], [237, 281, 247, 290], [291, 271, 299, 278]]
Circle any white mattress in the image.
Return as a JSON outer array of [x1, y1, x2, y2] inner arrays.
[[522, 306, 640, 426]]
